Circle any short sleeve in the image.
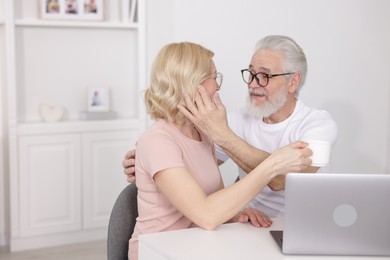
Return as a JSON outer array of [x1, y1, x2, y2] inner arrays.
[[136, 128, 185, 178]]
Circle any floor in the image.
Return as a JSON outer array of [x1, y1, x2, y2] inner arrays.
[[0, 240, 106, 260]]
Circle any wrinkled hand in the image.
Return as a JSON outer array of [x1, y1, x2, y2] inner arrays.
[[265, 141, 312, 176], [232, 208, 273, 228], [177, 85, 229, 143], [122, 149, 136, 183]]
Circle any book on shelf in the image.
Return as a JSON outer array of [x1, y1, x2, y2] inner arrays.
[[122, 0, 137, 23], [129, 0, 138, 23], [121, 0, 130, 22]]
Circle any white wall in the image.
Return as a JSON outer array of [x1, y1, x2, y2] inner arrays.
[[160, 0, 390, 178], [0, 0, 389, 247]]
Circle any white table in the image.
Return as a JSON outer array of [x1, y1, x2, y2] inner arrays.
[[139, 218, 389, 260]]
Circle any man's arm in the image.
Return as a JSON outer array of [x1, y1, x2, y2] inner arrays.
[[217, 130, 319, 191], [178, 86, 319, 191], [267, 165, 319, 190], [178, 86, 269, 173], [215, 128, 269, 173]]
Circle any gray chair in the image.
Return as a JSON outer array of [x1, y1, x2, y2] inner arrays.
[[107, 182, 138, 260]]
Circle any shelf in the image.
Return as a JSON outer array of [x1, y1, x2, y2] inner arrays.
[[12, 118, 146, 135], [14, 19, 139, 30]]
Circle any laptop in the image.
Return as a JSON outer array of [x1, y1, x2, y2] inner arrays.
[[270, 173, 390, 256]]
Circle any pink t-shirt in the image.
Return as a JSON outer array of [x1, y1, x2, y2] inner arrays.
[[129, 119, 223, 260]]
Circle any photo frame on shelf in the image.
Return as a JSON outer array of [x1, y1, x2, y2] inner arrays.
[[87, 87, 110, 112], [39, 0, 104, 21]]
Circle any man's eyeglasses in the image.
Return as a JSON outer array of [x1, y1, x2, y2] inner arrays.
[[241, 69, 294, 87], [213, 72, 223, 90]]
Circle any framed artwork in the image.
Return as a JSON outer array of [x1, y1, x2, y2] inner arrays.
[[40, 0, 104, 21], [87, 87, 109, 112]]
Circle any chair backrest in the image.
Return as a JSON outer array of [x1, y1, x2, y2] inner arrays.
[[107, 182, 138, 260]]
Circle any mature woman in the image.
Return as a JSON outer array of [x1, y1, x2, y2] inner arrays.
[[129, 42, 311, 259]]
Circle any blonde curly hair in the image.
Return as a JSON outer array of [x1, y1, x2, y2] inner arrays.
[[144, 42, 214, 123]]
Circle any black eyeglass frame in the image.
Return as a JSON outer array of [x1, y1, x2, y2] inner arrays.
[[241, 69, 294, 87]]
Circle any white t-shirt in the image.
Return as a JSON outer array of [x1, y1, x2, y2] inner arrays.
[[215, 100, 338, 217]]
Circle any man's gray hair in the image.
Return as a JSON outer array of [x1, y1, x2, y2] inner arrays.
[[254, 35, 307, 96]]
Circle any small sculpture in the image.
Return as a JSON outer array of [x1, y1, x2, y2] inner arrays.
[[39, 103, 65, 122]]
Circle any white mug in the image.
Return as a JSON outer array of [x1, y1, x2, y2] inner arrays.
[[306, 140, 331, 167]]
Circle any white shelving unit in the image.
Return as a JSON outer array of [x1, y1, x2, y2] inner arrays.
[[2, 0, 147, 251], [14, 19, 139, 29], [0, 0, 6, 248]]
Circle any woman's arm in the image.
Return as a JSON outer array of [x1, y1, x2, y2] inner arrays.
[[154, 141, 311, 231]]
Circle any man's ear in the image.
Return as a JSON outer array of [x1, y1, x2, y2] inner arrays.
[[288, 72, 301, 93]]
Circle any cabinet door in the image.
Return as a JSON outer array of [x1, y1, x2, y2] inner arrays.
[[82, 130, 139, 229], [18, 134, 81, 237]]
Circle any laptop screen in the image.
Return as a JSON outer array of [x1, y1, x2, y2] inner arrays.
[[279, 173, 390, 256]]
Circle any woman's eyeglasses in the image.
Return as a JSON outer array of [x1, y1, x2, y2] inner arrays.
[[213, 72, 223, 90]]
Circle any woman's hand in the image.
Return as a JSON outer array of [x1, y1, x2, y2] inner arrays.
[[264, 141, 313, 177]]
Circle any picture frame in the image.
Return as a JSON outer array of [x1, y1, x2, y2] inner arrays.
[[87, 87, 109, 112], [40, 0, 104, 21]]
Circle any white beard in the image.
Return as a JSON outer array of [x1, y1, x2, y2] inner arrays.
[[245, 87, 288, 119]]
